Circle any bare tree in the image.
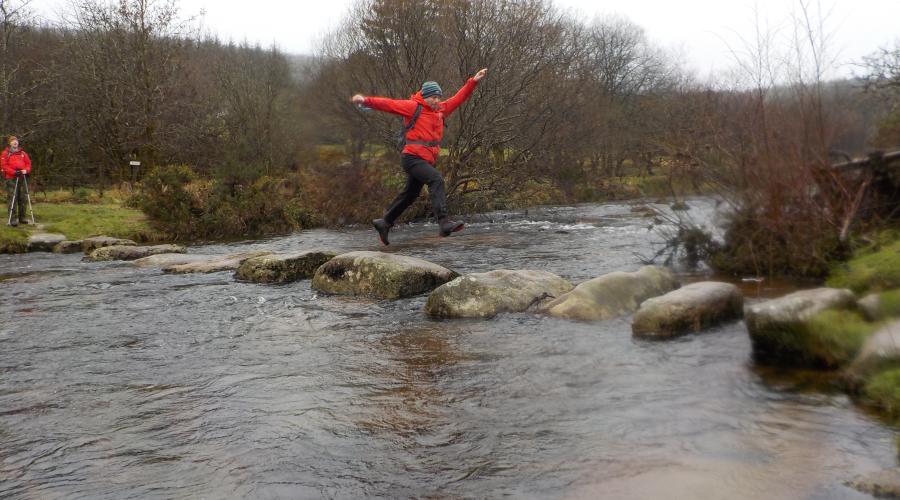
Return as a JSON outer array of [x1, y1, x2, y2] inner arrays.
[[0, 0, 34, 134], [54, 0, 195, 186]]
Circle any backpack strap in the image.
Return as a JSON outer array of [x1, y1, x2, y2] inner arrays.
[[405, 104, 423, 132]]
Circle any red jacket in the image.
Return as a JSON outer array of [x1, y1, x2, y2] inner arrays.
[[363, 78, 479, 164], [1, 147, 31, 179]]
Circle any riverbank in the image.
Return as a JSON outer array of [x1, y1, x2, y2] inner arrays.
[[0, 190, 165, 253]]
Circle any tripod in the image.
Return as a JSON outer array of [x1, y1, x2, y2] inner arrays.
[[7, 174, 36, 226]]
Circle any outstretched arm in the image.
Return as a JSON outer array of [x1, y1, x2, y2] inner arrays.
[[442, 68, 487, 116], [351, 93, 418, 117]]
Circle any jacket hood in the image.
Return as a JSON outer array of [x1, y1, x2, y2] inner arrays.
[[410, 91, 440, 109]]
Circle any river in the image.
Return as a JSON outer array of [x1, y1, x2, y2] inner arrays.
[[0, 199, 895, 499]]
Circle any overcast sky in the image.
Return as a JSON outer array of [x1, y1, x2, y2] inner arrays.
[[28, 0, 900, 79]]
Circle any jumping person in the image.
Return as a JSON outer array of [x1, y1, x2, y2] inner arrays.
[[351, 68, 488, 245], [1, 136, 32, 227]]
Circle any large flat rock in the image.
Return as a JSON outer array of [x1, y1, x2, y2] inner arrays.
[[426, 269, 574, 318], [632, 281, 744, 339], [542, 266, 679, 321], [132, 253, 215, 268], [312, 251, 458, 299], [81, 236, 137, 253], [85, 244, 186, 262], [27, 233, 67, 252], [235, 250, 337, 284], [744, 287, 857, 365], [165, 251, 273, 274]]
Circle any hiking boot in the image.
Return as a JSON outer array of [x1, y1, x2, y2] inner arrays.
[[18, 219, 28, 225], [9, 219, 18, 227], [372, 218, 392, 246], [438, 218, 464, 237]]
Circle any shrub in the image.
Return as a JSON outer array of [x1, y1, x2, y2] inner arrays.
[[135, 165, 318, 240], [864, 369, 900, 417], [297, 160, 396, 225], [827, 236, 900, 293]]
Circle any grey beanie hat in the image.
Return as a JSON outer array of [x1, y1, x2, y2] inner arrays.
[[421, 81, 442, 98]]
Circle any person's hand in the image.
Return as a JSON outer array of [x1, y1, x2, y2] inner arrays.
[[351, 94, 365, 105], [473, 68, 488, 82], [15, 170, 23, 177]]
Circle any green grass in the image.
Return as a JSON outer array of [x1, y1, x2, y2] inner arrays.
[[804, 309, 881, 367], [1, 202, 165, 252], [34, 187, 132, 205], [827, 234, 900, 294], [0, 224, 29, 252], [879, 289, 900, 319], [865, 368, 900, 417], [35, 203, 163, 242]]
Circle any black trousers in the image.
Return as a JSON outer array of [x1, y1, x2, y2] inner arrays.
[[383, 154, 448, 225], [5, 177, 26, 221]]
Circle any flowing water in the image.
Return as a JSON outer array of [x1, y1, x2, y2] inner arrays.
[[0, 199, 896, 499]]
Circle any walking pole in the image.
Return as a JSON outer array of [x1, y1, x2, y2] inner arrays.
[[7, 176, 19, 226], [21, 174, 35, 224]]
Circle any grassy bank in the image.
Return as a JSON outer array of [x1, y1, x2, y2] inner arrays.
[[1, 188, 166, 253], [827, 231, 900, 293], [820, 230, 900, 420]]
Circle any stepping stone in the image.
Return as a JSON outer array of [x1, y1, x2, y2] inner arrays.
[[632, 281, 743, 339], [426, 269, 573, 318], [85, 244, 185, 262], [542, 266, 679, 321], [81, 236, 137, 253], [53, 240, 84, 254], [312, 251, 457, 299], [165, 251, 273, 274], [236, 250, 337, 284], [27, 233, 67, 252]]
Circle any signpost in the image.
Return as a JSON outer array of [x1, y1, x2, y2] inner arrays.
[[129, 160, 141, 190]]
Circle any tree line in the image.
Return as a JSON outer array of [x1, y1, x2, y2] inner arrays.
[[2, 0, 301, 190], [2, 0, 898, 275]]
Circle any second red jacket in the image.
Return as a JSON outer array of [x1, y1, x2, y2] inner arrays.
[[1, 147, 32, 180]]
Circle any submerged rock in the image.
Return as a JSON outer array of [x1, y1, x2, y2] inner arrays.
[[235, 250, 336, 284], [845, 468, 900, 498], [426, 269, 574, 318], [312, 251, 458, 299], [132, 253, 214, 268], [53, 240, 84, 254], [27, 233, 67, 252], [632, 281, 743, 339], [85, 244, 185, 262], [81, 236, 137, 253], [744, 287, 859, 367], [542, 266, 679, 321], [165, 251, 272, 274]]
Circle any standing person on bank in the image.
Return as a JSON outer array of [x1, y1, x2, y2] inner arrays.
[[351, 68, 488, 245], [2, 136, 32, 226]]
